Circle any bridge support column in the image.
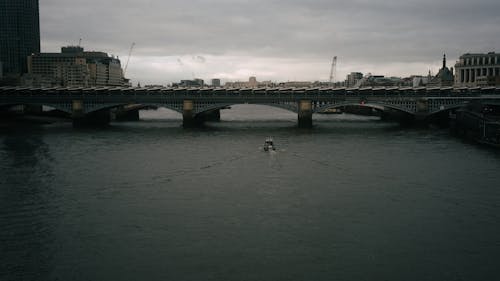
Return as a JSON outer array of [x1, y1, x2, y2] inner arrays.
[[298, 100, 313, 128], [199, 109, 221, 122], [412, 113, 429, 127], [183, 100, 198, 128], [413, 98, 430, 127], [72, 100, 110, 127], [72, 100, 84, 122], [23, 105, 43, 115], [380, 110, 392, 121], [113, 107, 140, 122]]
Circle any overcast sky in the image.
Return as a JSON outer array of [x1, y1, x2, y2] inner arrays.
[[40, 0, 500, 85]]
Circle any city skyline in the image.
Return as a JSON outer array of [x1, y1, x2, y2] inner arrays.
[[35, 0, 500, 84]]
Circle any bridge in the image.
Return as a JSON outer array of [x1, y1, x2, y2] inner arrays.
[[1, 86, 500, 127]]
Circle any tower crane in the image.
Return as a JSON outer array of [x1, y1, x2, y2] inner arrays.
[[329, 56, 337, 86], [123, 42, 135, 77]]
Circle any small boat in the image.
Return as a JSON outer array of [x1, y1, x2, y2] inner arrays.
[[264, 137, 276, 151]]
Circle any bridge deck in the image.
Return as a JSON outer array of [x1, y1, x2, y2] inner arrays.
[[1, 86, 500, 97], [2, 86, 500, 117]]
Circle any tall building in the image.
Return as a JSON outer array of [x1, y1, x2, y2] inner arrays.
[[211, 78, 221, 87], [0, 0, 40, 78], [346, 72, 363, 88], [454, 52, 500, 87], [249, 76, 257, 88], [25, 46, 126, 87]]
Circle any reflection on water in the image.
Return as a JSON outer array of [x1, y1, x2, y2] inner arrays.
[[0, 130, 57, 281], [1, 106, 500, 281]]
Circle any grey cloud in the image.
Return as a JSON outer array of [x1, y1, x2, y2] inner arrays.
[[192, 56, 206, 63], [41, 0, 500, 66]]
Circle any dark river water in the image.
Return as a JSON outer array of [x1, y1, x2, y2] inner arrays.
[[1, 105, 500, 281]]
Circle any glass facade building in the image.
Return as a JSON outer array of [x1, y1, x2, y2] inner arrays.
[[0, 0, 40, 77]]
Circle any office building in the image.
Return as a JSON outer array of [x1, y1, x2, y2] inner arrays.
[[0, 0, 40, 79], [174, 79, 204, 87], [25, 46, 126, 87], [249, 76, 257, 88], [346, 72, 363, 88], [211, 78, 221, 87]]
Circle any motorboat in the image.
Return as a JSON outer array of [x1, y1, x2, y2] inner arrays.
[[264, 137, 276, 151]]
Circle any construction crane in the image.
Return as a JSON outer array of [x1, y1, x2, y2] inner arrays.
[[123, 42, 135, 77], [329, 56, 337, 86]]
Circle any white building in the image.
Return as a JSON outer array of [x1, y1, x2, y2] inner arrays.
[[454, 52, 500, 87]]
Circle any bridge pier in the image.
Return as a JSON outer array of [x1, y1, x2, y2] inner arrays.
[[73, 111, 111, 127], [413, 98, 430, 127], [183, 100, 197, 128], [23, 105, 43, 115], [298, 100, 313, 128], [199, 109, 221, 122], [113, 107, 140, 122], [412, 113, 429, 127], [183, 100, 221, 127], [380, 110, 392, 121], [72, 100, 110, 127]]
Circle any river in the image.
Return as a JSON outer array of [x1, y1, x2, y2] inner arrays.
[[1, 105, 500, 281]]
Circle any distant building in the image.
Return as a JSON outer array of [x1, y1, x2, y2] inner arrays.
[[211, 78, 221, 87], [356, 75, 402, 87], [278, 81, 313, 88], [411, 74, 432, 87], [249, 76, 257, 88], [312, 81, 335, 87], [427, 54, 454, 87], [174, 78, 204, 87], [225, 79, 316, 88], [224, 81, 249, 88], [224, 79, 282, 88], [0, 0, 40, 81], [454, 52, 500, 87], [144, 84, 164, 88], [258, 80, 274, 87], [25, 46, 126, 87], [346, 72, 363, 88]]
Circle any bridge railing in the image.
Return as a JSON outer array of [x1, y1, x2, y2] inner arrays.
[[1, 86, 499, 99]]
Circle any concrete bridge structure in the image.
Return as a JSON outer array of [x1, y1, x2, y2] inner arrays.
[[1, 86, 500, 127]]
